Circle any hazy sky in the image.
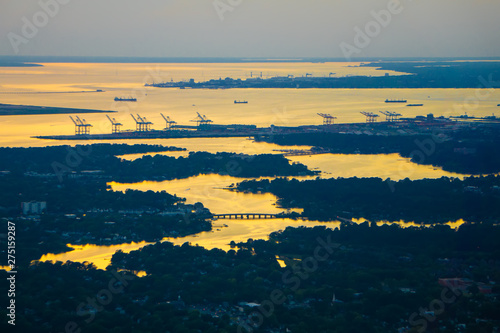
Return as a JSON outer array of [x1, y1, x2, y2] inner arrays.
[[1, 0, 500, 58]]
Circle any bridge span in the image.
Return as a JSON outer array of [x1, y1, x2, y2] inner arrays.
[[213, 213, 283, 220]]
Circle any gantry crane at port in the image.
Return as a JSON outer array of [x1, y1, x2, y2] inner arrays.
[[137, 114, 153, 132], [160, 113, 177, 130], [69, 115, 92, 135], [360, 111, 379, 123], [79, 117, 92, 135], [379, 111, 402, 122], [317, 113, 337, 126], [130, 114, 153, 132], [106, 115, 123, 134], [137, 114, 153, 131], [130, 114, 143, 132], [190, 112, 213, 130]]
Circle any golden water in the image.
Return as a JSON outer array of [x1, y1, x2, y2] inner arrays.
[[35, 153, 470, 271], [1, 62, 482, 269], [111, 175, 299, 214], [1, 62, 499, 147], [38, 168, 468, 271], [109, 157, 466, 217], [39, 217, 466, 271], [38, 219, 334, 270], [288, 153, 469, 180]]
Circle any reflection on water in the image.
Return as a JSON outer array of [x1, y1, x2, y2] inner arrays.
[[1, 63, 499, 147], [289, 153, 469, 180], [163, 219, 336, 252], [38, 242, 150, 272], [110, 174, 303, 215], [47, 168, 469, 271], [118, 268, 147, 278], [276, 256, 287, 268], [44, 154, 468, 270], [110, 153, 468, 220], [115, 138, 313, 160], [38, 217, 466, 271], [352, 218, 466, 229], [117, 148, 467, 181], [39, 219, 337, 270], [9, 63, 478, 270]]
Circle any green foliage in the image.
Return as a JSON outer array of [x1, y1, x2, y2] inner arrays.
[[8, 224, 500, 332], [0, 144, 316, 181], [237, 175, 500, 223], [261, 127, 500, 174]]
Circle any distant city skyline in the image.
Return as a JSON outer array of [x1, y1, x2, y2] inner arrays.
[[1, 0, 500, 59]]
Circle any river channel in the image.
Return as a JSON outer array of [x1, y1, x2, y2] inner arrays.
[[1, 61, 484, 270], [39, 152, 468, 270]]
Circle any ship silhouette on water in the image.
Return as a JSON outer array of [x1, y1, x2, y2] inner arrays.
[[114, 97, 137, 102]]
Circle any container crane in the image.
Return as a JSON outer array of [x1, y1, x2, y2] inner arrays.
[[130, 114, 152, 132], [136, 114, 153, 131], [360, 111, 379, 123], [77, 116, 92, 135], [69, 115, 92, 135], [130, 114, 142, 131], [160, 113, 177, 130], [379, 111, 402, 122], [317, 113, 337, 126], [69, 115, 82, 135], [190, 112, 213, 130], [106, 115, 123, 134]]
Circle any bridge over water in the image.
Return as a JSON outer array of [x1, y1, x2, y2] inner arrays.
[[212, 213, 285, 220]]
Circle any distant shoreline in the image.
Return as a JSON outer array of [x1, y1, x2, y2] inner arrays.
[[146, 61, 500, 89], [0, 61, 42, 67], [1, 56, 500, 65], [0, 90, 105, 95], [0, 103, 115, 116]]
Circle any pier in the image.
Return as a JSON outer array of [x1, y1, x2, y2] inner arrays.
[[32, 110, 500, 142]]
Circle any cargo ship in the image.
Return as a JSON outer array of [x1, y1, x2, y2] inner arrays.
[[234, 100, 248, 104], [114, 97, 137, 102], [407, 104, 423, 107], [385, 99, 407, 103]]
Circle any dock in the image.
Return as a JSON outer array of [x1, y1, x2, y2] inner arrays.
[[34, 129, 265, 141], [32, 111, 500, 141]]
